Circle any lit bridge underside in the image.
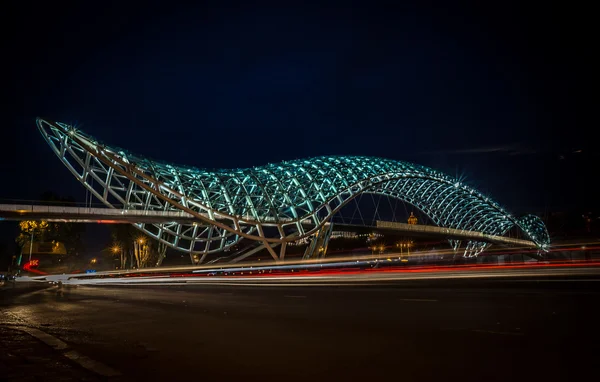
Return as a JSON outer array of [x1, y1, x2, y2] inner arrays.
[[33, 118, 550, 263]]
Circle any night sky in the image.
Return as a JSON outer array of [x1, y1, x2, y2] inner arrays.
[[2, 1, 594, 252]]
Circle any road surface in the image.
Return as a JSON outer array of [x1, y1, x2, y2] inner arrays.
[[2, 276, 600, 381]]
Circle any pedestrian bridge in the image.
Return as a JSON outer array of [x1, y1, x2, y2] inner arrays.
[[0, 203, 539, 249], [1, 118, 551, 262]]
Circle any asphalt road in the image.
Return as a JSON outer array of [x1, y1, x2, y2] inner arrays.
[[2, 277, 600, 381]]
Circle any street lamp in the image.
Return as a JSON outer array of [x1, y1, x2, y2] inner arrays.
[[28, 228, 35, 263]]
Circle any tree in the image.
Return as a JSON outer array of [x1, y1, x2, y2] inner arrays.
[[15, 220, 54, 266], [16, 220, 51, 247], [15, 192, 86, 257], [155, 240, 168, 267], [108, 225, 165, 269], [133, 237, 152, 268], [109, 225, 136, 269], [109, 243, 128, 270], [38, 191, 86, 256]]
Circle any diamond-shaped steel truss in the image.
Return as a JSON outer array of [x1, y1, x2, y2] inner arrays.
[[37, 119, 550, 261]]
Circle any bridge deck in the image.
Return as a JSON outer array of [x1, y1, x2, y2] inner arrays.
[[0, 203, 200, 224], [0, 204, 538, 248], [375, 221, 537, 248], [0, 204, 308, 224]]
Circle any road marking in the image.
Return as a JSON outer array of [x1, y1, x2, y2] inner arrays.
[[284, 295, 307, 298], [399, 298, 438, 302], [19, 327, 69, 350], [14, 326, 122, 377], [64, 350, 122, 376]]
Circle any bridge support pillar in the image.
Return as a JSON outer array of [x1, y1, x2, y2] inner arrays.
[[463, 241, 488, 258], [228, 242, 280, 263], [263, 241, 281, 262], [303, 223, 333, 260], [280, 242, 287, 261]]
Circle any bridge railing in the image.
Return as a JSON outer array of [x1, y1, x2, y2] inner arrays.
[[0, 204, 536, 247], [0, 204, 197, 218], [376, 220, 537, 247], [0, 203, 310, 225]]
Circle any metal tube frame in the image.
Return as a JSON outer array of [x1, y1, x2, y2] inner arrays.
[[36, 119, 551, 262]]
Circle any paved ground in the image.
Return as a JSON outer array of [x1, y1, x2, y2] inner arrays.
[[2, 276, 600, 381], [0, 326, 103, 382]]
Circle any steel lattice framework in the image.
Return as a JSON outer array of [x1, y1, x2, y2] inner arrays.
[[37, 118, 550, 261]]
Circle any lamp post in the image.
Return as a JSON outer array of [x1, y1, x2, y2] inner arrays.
[[134, 237, 146, 269], [28, 228, 35, 264], [112, 245, 121, 269]]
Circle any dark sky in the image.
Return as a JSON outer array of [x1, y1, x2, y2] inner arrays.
[[1, 1, 594, 252]]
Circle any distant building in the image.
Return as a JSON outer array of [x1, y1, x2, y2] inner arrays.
[[408, 212, 418, 225], [330, 231, 359, 239]]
